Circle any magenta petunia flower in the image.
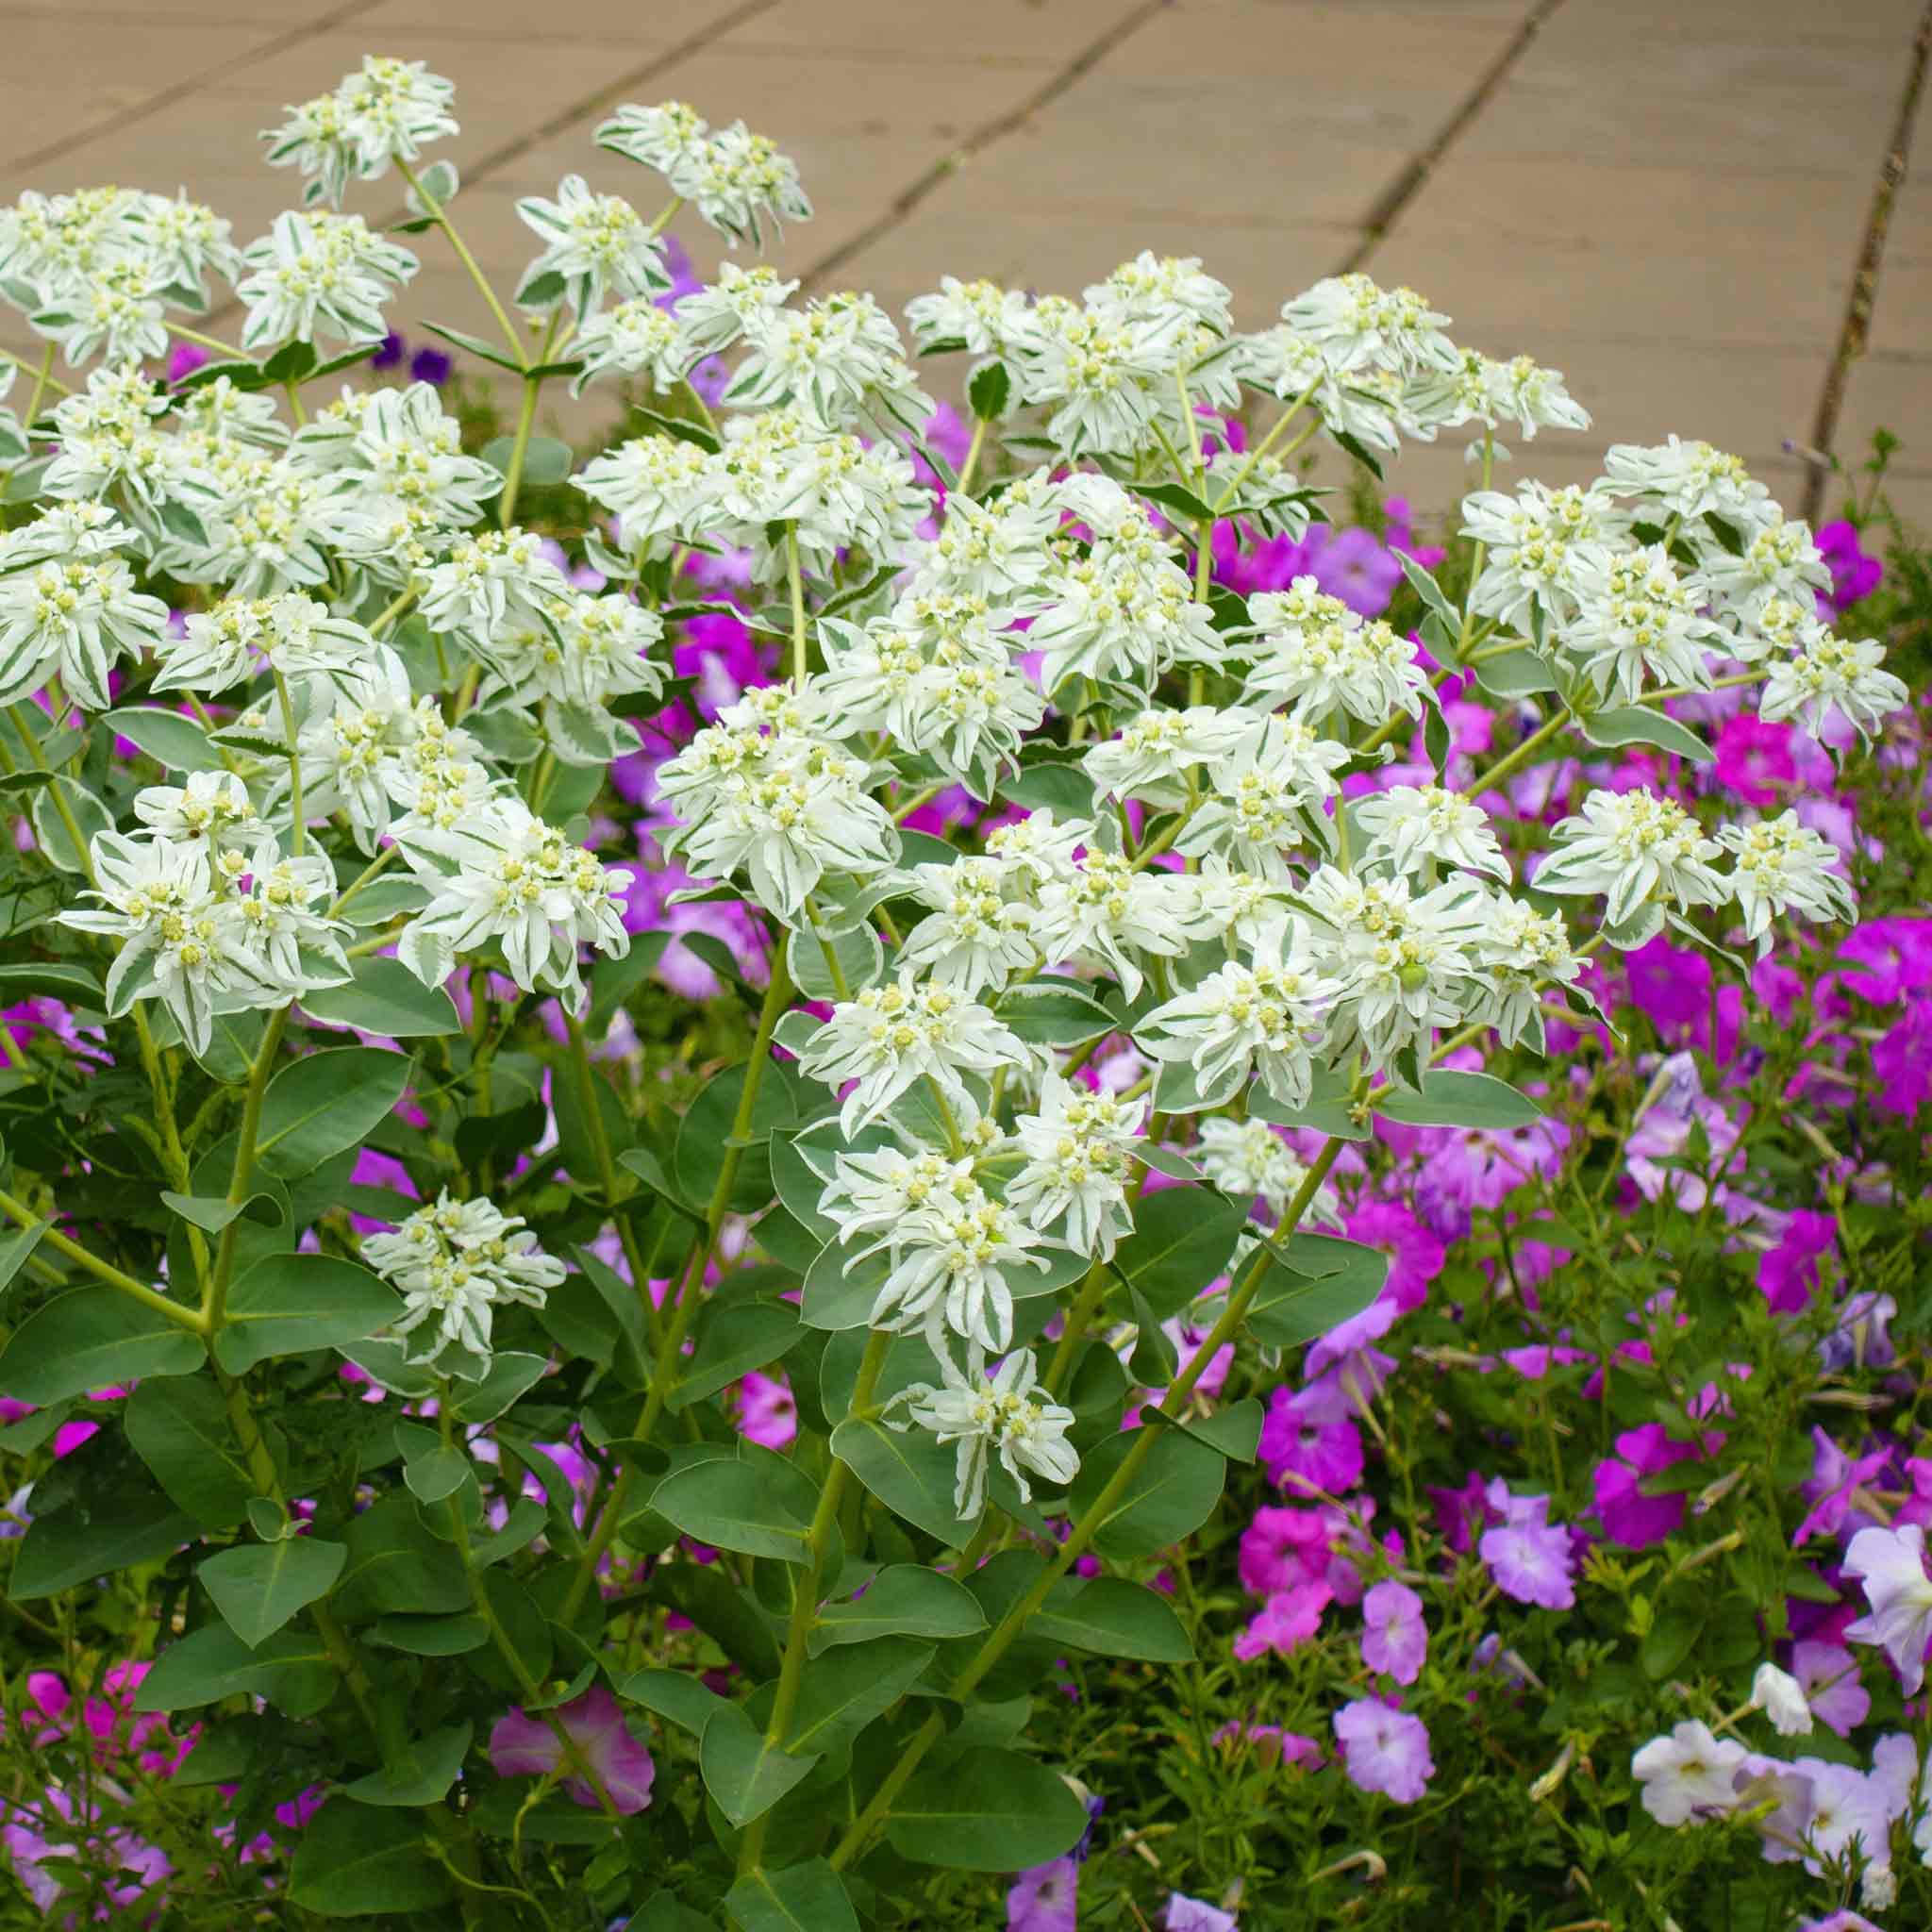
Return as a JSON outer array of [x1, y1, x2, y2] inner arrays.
[[1258, 1384, 1363, 1498], [1872, 995, 1932, 1118], [488, 1683, 656, 1813], [1591, 1424, 1703, 1549], [1359, 1580, 1427, 1686], [1793, 1427, 1889, 1548], [1233, 1581, 1331, 1660], [1759, 1210, 1837, 1315], [1712, 714, 1796, 809], [1332, 1696, 1433, 1802], [1237, 1504, 1330, 1597], [1340, 1201, 1444, 1314]]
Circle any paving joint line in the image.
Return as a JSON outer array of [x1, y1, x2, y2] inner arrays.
[[798, 0, 1177, 293], [201, 0, 779, 331], [8, 0, 391, 176], [1341, 0, 1567, 273], [1798, 0, 1932, 523]]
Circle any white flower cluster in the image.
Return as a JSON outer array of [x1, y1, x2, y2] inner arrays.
[[0, 57, 1910, 1521], [363, 1190, 566, 1371]]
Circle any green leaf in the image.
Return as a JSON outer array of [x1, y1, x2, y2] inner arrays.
[[1245, 1063, 1370, 1141], [262, 338, 318, 384], [671, 1300, 804, 1411], [809, 1564, 987, 1654], [403, 1443, 472, 1505], [0, 961, 103, 1007], [800, 1240, 885, 1332], [786, 922, 884, 1002], [655, 1458, 812, 1563], [0, 1285, 204, 1403], [675, 1058, 795, 1215], [1375, 1069, 1546, 1130], [1069, 1427, 1224, 1560], [0, 1216, 48, 1295], [213, 1254, 397, 1374], [341, 1722, 472, 1807], [1030, 1577, 1192, 1662], [10, 1483, 198, 1599], [885, 1747, 1088, 1870], [1471, 647, 1558, 698], [300, 957, 462, 1037], [776, 1637, 932, 1757], [966, 361, 1010, 423], [481, 431, 574, 486], [1146, 1394, 1263, 1463], [331, 1491, 473, 1621], [1128, 479, 1216, 523], [1112, 1188, 1250, 1320], [288, 1799, 456, 1916], [1395, 551, 1457, 628], [726, 1859, 858, 1932], [133, 1621, 336, 1715], [199, 1537, 348, 1648], [125, 1374, 256, 1529], [1003, 759, 1095, 817], [637, 1893, 725, 1932], [701, 1704, 821, 1827], [445, 1351, 550, 1424], [368, 1611, 489, 1656], [160, 1189, 282, 1234], [256, 1047, 410, 1176], [1580, 705, 1712, 764], [623, 1666, 732, 1737], [993, 977, 1118, 1047], [102, 706, 217, 770], [1242, 1233, 1388, 1349], [31, 776, 112, 873], [831, 1416, 973, 1548], [420, 320, 526, 375]]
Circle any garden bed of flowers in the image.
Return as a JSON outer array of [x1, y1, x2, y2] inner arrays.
[[0, 51, 1925, 1932]]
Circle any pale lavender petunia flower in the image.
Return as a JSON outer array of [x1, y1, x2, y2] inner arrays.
[[1358, 1580, 1427, 1687], [1166, 1893, 1238, 1931], [1332, 1697, 1433, 1803], [1843, 1523, 1932, 1693], [1477, 1486, 1575, 1609], [1006, 1856, 1077, 1930], [1791, 1641, 1870, 1738], [488, 1683, 656, 1813]]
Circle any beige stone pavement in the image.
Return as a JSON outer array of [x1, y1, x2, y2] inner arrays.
[[2, 0, 1928, 525]]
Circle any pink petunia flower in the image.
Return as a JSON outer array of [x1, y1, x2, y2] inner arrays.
[[488, 1683, 656, 1813]]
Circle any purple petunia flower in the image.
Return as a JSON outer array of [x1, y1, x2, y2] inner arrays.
[[1332, 1697, 1433, 1803], [1006, 1857, 1077, 1930], [1165, 1894, 1238, 1931], [409, 345, 453, 386], [488, 1683, 656, 1813], [1359, 1580, 1427, 1686], [1478, 1487, 1576, 1610]]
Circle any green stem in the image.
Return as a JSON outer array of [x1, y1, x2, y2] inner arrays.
[[955, 417, 990, 494], [786, 525, 808, 689], [166, 321, 248, 360], [739, 1329, 891, 1875], [273, 670, 305, 856], [329, 843, 398, 919], [831, 1143, 1346, 1870], [370, 589, 417, 638], [201, 1008, 291, 1330], [1208, 379, 1320, 516], [0, 1186, 206, 1332], [497, 325, 555, 532], [1462, 706, 1573, 800], [561, 952, 796, 1618], [562, 1009, 660, 1345], [0, 345, 71, 400], [397, 158, 526, 370]]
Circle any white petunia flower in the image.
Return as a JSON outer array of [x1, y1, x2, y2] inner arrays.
[[1630, 1722, 1748, 1826], [1844, 1524, 1932, 1695], [1749, 1663, 1814, 1738]]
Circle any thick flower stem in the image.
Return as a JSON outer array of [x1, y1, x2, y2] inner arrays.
[[273, 670, 306, 856], [497, 322, 557, 532], [738, 1328, 891, 1875], [560, 952, 795, 1619], [397, 158, 526, 371], [786, 525, 808, 688], [0, 1186, 206, 1332], [202, 1007, 291, 1331], [830, 1141, 1346, 1871]]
